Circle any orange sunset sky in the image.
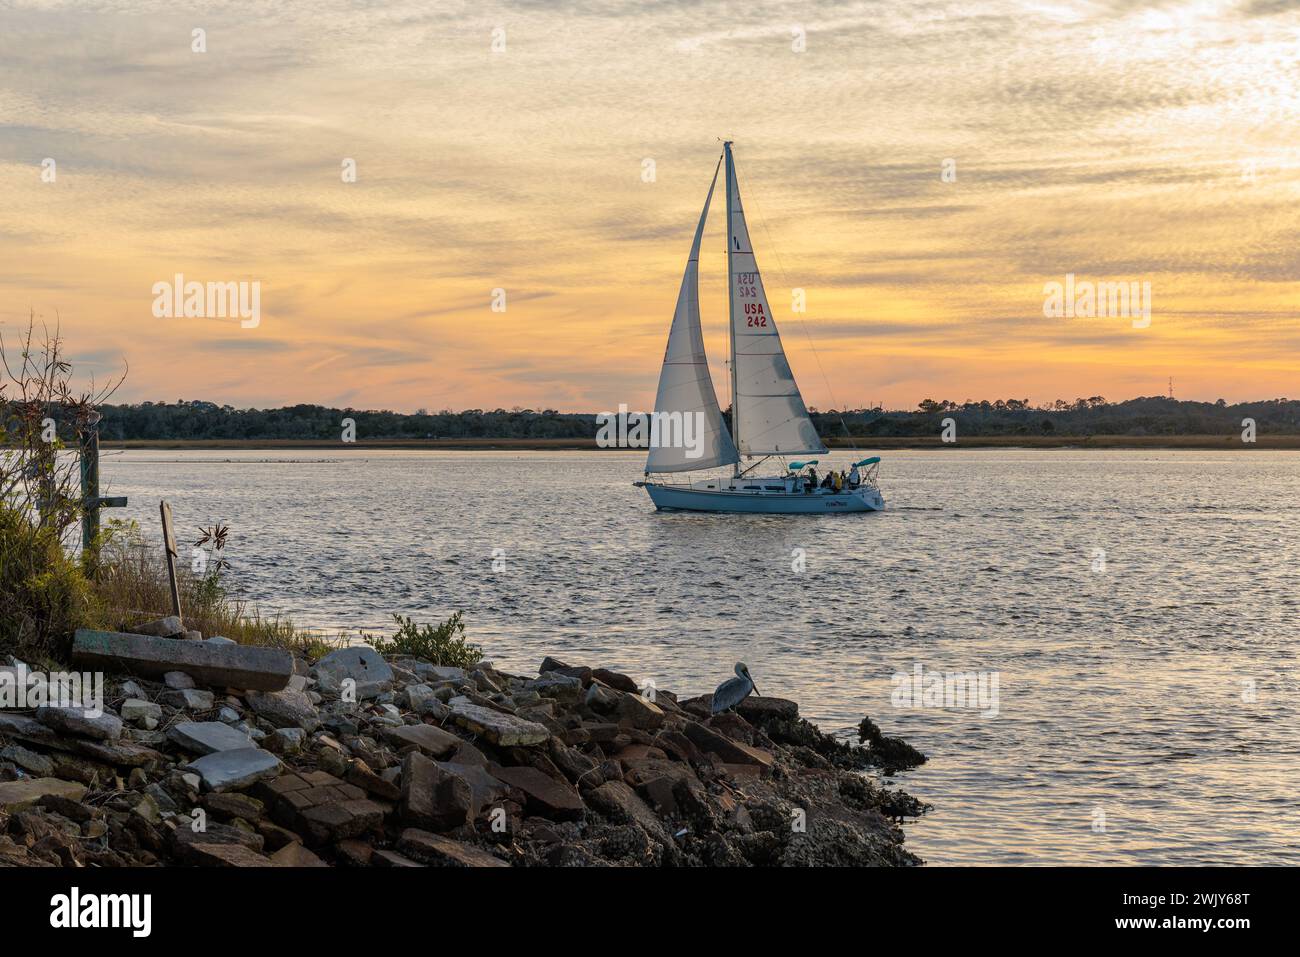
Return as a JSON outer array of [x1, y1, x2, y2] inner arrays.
[[2, 1, 1298, 412]]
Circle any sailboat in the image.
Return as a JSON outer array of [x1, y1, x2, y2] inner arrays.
[[635, 142, 885, 514]]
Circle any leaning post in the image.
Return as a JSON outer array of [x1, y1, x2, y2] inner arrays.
[[160, 499, 183, 624]]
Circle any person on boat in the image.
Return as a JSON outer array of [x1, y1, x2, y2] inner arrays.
[[820, 472, 834, 490], [834, 471, 844, 492], [806, 466, 818, 493], [848, 464, 861, 488]]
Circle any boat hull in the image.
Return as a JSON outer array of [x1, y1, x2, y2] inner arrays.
[[641, 483, 884, 514]]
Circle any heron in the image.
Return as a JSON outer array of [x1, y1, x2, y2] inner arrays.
[[711, 662, 760, 713]]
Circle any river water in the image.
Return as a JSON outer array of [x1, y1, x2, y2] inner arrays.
[[100, 448, 1300, 865]]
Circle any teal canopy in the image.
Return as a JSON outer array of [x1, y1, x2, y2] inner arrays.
[[853, 456, 881, 467], [789, 460, 819, 470]]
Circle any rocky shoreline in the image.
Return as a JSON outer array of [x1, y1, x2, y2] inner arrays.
[[0, 622, 929, 867]]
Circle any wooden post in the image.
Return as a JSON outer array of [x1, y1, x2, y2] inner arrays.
[[78, 420, 127, 575], [160, 499, 183, 623], [80, 425, 100, 553]]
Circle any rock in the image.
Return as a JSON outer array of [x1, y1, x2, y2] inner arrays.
[[120, 699, 163, 726], [585, 682, 619, 712], [34, 706, 123, 741], [187, 843, 272, 867], [206, 635, 236, 645], [737, 696, 799, 722], [527, 673, 584, 703], [412, 664, 465, 682], [184, 630, 203, 641], [272, 842, 328, 867], [344, 758, 402, 801], [311, 647, 394, 699], [171, 820, 265, 857], [245, 689, 320, 732], [0, 778, 86, 812], [400, 684, 442, 714], [683, 721, 774, 769], [449, 701, 549, 746], [400, 752, 472, 831], [397, 828, 508, 867], [592, 668, 639, 693], [187, 748, 282, 792], [161, 688, 215, 711], [132, 793, 161, 824], [490, 766, 585, 821], [334, 839, 374, 867], [611, 692, 665, 730], [372, 849, 424, 867], [436, 762, 508, 818], [168, 721, 256, 755], [132, 615, 184, 638], [72, 628, 293, 692], [383, 723, 460, 758], [588, 781, 675, 843], [0, 745, 55, 777], [164, 671, 195, 689], [203, 792, 265, 820], [264, 727, 306, 755]]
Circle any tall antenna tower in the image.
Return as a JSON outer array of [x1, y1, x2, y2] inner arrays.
[[1168, 377, 1174, 399]]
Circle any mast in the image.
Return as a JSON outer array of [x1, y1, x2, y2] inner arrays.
[[724, 141, 739, 477]]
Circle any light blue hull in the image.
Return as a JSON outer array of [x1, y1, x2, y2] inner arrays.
[[642, 483, 884, 514]]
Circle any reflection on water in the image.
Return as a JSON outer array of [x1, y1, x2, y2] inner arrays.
[[102, 448, 1300, 865]]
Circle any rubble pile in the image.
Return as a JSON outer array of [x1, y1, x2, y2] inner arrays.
[[0, 624, 927, 867]]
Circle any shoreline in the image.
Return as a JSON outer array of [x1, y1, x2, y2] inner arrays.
[[0, 628, 929, 867], [96, 434, 1300, 451]]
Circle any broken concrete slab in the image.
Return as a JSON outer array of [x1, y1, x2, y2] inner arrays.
[[71, 628, 292, 692], [168, 721, 256, 755], [449, 701, 549, 746], [187, 748, 282, 792]]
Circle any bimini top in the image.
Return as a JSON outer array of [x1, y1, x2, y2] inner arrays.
[[788, 460, 819, 470], [853, 456, 881, 467]]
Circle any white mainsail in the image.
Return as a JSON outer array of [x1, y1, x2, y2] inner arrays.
[[724, 143, 827, 458], [645, 157, 740, 474]]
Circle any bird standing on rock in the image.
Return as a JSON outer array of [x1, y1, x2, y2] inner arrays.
[[711, 662, 760, 713]]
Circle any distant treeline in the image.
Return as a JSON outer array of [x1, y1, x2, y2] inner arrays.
[[92, 395, 1300, 440]]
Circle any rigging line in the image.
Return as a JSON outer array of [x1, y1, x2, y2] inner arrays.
[[745, 177, 858, 453]]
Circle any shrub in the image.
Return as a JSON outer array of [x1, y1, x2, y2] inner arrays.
[[367, 612, 482, 668]]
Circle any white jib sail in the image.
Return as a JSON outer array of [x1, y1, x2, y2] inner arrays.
[[725, 145, 827, 457], [645, 157, 740, 474]]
